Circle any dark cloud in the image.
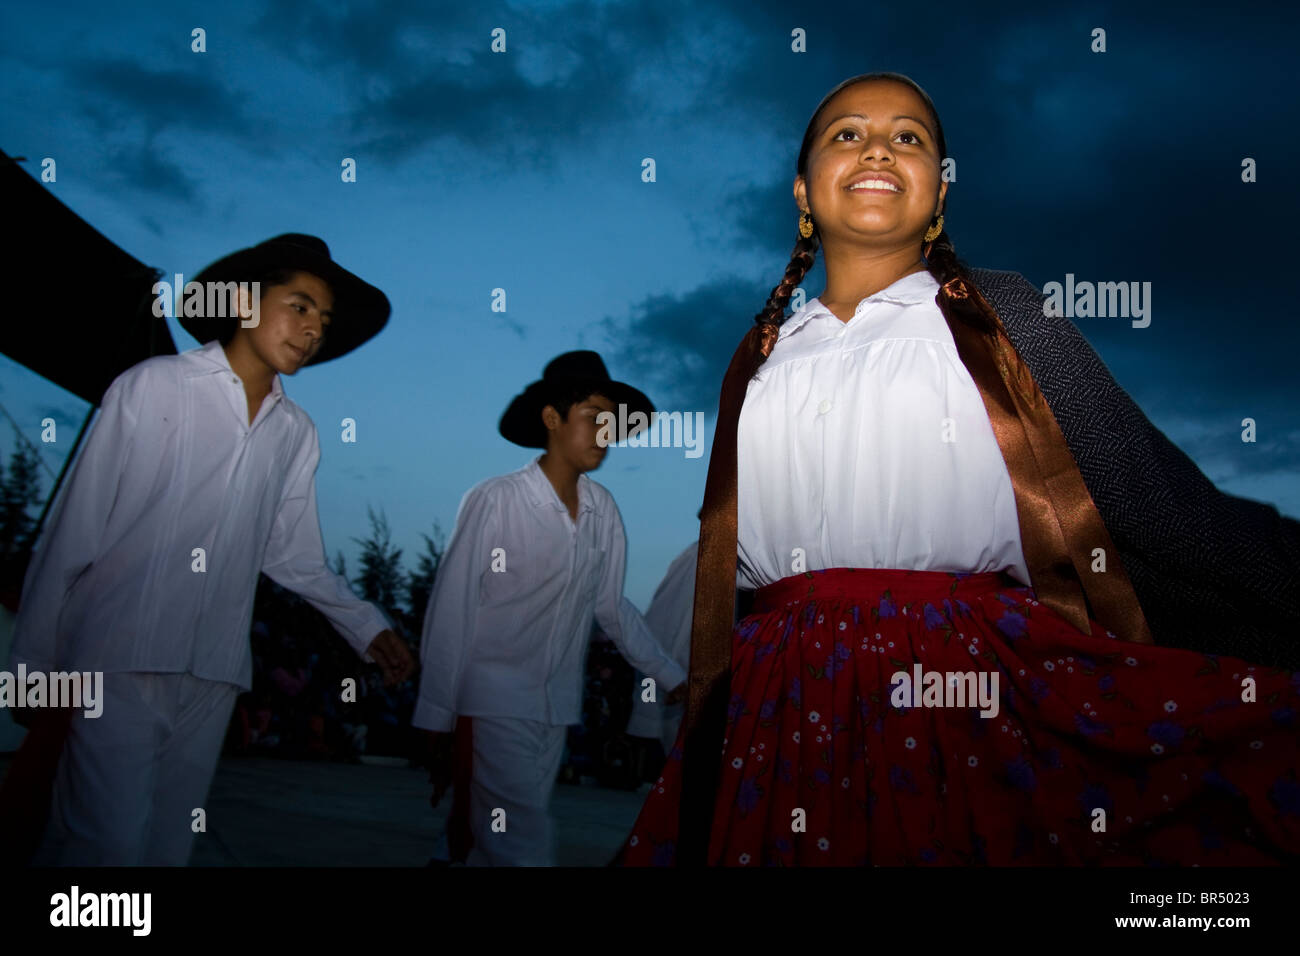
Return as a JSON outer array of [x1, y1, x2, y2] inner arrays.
[[67, 58, 256, 138], [600, 275, 773, 413], [252, 0, 694, 167], [99, 140, 201, 204]]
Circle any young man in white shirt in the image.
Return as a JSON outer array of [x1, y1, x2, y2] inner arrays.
[[7, 234, 415, 865], [625, 530, 699, 756], [415, 350, 687, 866]]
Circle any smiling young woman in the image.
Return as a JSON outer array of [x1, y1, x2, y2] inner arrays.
[[617, 72, 1300, 867]]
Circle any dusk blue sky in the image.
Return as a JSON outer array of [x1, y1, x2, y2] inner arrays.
[[1, 0, 1296, 612]]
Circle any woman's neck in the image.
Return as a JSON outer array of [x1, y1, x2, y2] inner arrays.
[[818, 245, 928, 323]]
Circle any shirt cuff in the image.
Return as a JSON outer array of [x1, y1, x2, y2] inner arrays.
[[655, 660, 688, 692], [412, 698, 456, 733], [344, 606, 394, 661]]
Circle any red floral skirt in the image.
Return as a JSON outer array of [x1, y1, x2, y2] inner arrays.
[[619, 568, 1300, 865]]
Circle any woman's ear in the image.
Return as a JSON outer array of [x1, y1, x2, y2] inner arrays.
[[793, 175, 808, 214]]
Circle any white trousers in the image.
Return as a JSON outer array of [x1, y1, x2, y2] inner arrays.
[[35, 672, 239, 866], [465, 716, 568, 867]]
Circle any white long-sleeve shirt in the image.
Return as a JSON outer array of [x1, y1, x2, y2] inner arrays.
[[413, 456, 687, 732], [737, 269, 1030, 590], [9, 340, 391, 689], [625, 540, 697, 743]]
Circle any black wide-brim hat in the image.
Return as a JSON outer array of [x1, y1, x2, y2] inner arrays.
[[499, 350, 655, 449], [180, 233, 390, 366]]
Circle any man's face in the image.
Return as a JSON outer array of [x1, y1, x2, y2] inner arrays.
[[543, 392, 615, 471], [239, 271, 334, 375]]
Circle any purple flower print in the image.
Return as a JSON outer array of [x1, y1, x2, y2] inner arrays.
[[1028, 676, 1050, 701], [1098, 673, 1116, 693], [1268, 775, 1300, 817], [996, 611, 1027, 640], [888, 764, 919, 795], [1146, 720, 1185, 749], [758, 699, 778, 721], [879, 592, 897, 618], [813, 768, 831, 785], [1202, 769, 1241, 798], [1078, 782, 1113, 813], [1003, 755, 1037, 792], [737, 776, 763, 815], [1074, 711, 1111, 737], [652, 840, 676, 867], [1036, 746, 1063, 770], [923, 603, 946, 630], [1270, 706, 1295, 727], [1197, 818, 1225, 851], [727, 694, 746, 722], [824, 642, 852, 676], [790, 677, 802, 711]]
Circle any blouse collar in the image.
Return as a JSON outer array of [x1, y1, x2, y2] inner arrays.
[[780, 269, 939, 339]]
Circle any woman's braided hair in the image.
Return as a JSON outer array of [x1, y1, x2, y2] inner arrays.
[[754, 72, 973, 331]]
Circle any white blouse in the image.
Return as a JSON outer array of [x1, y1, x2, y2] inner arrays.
[[736, 269, 1031, 590]]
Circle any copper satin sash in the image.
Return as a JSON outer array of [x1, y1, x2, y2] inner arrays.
[[676, 272, 1152, 865]]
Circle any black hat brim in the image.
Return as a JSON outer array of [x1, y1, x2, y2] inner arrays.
[[180, 240, 389, 365], [499, 379, 655, 449]]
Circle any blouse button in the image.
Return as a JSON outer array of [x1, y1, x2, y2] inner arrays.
[[817, 399, 832, 414]]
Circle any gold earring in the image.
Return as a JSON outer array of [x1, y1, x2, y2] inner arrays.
[[923, 214, 944, 243], [798, 210, 815, 239]]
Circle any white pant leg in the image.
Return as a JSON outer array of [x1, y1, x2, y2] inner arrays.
[[37, 673, 174, 866], [465, 716, 567, 867], [36, 672, 238, 866], [142, 674, 239, 866]]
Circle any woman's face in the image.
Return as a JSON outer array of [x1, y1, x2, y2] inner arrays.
[[795, 79, 947, 251]]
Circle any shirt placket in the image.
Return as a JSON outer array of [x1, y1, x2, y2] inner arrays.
[[192, 374, 258, 668], [542, 501, 581, 724], [815, 316, 849, 563]]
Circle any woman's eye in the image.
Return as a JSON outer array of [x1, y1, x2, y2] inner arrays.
[[896, 131, 920, 145], [834, 128, 859, 141], [291, 303, 306, 313]]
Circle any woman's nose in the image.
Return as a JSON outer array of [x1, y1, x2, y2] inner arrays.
[[859, 134, 895, 162]]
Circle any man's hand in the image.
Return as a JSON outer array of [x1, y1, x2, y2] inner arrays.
[[664, 682, 687, 706], [365, 629, 415, 686], [424, 730, 456, 809]]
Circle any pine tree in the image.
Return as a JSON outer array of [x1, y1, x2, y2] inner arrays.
[[405, 522, 446, 624], [0, 430, 43, 563], [351, 506, 403, 612], [330, 548, 347, 579]]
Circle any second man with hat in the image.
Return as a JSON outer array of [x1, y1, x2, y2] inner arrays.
[[414, 350, 686, 866]]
